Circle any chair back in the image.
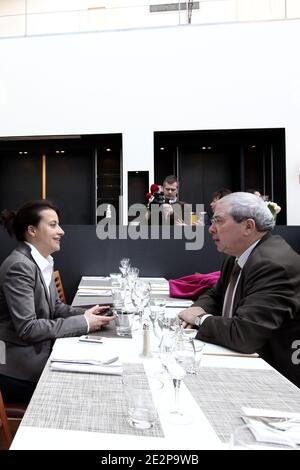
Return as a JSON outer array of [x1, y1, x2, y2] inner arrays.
[[54, 270, 66, 304], [0, 390, 12, 449]]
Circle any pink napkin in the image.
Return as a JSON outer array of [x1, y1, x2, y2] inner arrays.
[[169, 272, 220, 301]]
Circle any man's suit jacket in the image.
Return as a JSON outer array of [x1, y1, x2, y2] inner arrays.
[[194, 233, 300, 387], [0, 243, 87, 382]]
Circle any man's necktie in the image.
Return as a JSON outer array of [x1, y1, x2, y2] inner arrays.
[[222, 262, 241, 318]]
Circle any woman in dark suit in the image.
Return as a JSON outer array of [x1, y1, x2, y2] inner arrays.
[[0, 200, 114, 403]]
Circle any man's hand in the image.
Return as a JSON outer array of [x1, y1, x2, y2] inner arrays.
[[161, 203, 174, 218], [179, 306, 206, 328], [84, 305, 116, 332]]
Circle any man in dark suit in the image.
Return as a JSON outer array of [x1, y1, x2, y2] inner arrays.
[[147, 175, 192, 225], [179, 192, 300, 387], [0, 200, 115, 402]]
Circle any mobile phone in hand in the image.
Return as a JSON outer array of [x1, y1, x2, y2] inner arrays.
[[102, 308, 115, 317]]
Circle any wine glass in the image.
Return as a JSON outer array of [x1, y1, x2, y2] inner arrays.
[[149, 299, 166, 339], [131, 280, 151, 323], [122, 267, 139, 312], [160, 334, 193, 425], [119, 258, 131, 277]]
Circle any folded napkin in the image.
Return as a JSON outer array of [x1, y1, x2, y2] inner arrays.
[[79, 285, 110, 289], [50, 361, 122, 375], [203, 343, 258, 357], [242, 408, 300, 447], [77, 289, 111, 296], [81, 276, 108, 281], [166, 300, 193, 307], [169, 272, 220, 300], [50, 338, 122, 375]]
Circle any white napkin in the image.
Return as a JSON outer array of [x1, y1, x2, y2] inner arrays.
[[81, 276, 108, 281], [50, 338, 123, 375], [78, 285, 110, 290], [166, 300, 193, 307], [77, 289, 111, 296], [50, 361, 122, 375], [203, 343, 258, 357], [242, 407, 300, 447]]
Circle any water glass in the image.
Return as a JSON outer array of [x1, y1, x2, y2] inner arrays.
[[175, 336, 205, 375], [115, 310, 133, 337], [122, 373, 163, 429], [112, 287, 125, 309], [110, 273, 122, 288]]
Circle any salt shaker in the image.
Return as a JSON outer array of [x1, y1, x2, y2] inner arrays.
[[142, 322, 152, 358]]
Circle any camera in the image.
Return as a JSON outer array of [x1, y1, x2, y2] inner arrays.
[[151, 191, 165, 205]]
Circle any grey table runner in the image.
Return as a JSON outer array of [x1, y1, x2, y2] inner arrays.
[[80, 279, 111, 288], [184, 367, 300, 443], [72, 278, 113, 307], [22, 363, 163, 438], [91, 321, 132, 339]]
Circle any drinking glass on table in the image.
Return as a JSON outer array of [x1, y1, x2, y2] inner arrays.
[[175, 332, 205, 375], [119, 258, 131, 278], [160, 334, 193, 425], [131, 280, 151, 321], [125, 267, 140, 310], [109, 273, 122, 288], [122, 373, 164, 429], [114, 309, 134, 337]]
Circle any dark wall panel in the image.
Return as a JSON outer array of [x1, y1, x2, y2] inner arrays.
[[128, 171, 149, 212], [47, 151, 94, 225], [1, 225, 299, 304], [0, 152, 41, 212]]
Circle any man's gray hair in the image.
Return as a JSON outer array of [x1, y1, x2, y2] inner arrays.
[[218, 192, 275, 231]]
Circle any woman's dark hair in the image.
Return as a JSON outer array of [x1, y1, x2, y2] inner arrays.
[[0, 199, 59, 241]]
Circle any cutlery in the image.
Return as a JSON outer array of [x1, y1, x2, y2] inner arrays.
[[51, 356, 119, 366], [243, 415, 300, 431]]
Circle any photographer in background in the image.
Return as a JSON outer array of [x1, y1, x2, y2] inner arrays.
[[146, 175, 192, 225]]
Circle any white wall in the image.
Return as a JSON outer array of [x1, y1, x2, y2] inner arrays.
[[0, 20, 299, 223]]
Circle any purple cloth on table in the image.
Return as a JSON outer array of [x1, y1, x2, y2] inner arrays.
[[169, 272, 220, 301]]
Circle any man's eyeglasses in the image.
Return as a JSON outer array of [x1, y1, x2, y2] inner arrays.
[[210, 216, 224, 226], [210, 215, 248, 226]]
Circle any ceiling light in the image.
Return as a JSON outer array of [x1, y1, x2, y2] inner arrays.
[[160, 147, 165, 151], [106, 148, 111, 152], [202, 146, 206, 150]]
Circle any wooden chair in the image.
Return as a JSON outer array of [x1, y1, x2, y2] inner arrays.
[[54, 270, 66, 304], [0, 391, 27, 450], [0, 390, 12, 450]]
